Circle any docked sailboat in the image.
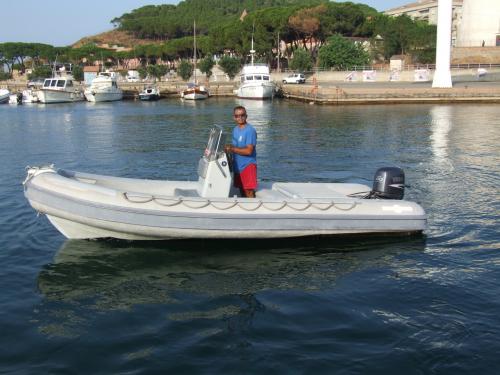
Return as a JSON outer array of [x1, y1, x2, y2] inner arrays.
[[181, 21, 209, 100], [236, 34, 275, 100], [84, 71, 123, 102], [23, 126, 426, 240]]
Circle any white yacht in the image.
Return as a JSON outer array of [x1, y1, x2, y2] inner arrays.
[[38, 76, 84, 104], [236, 36, 275, 100], [84, 72, 123, 102]]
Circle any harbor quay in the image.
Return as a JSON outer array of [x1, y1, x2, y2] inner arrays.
[[3, 67, 500, 104]]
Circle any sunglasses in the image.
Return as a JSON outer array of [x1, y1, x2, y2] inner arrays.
[[234, 114, 247, 118]]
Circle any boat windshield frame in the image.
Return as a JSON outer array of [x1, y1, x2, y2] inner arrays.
[[204, 126, 225, 161]]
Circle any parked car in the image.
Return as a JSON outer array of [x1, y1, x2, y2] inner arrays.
[[282, 73, 306, 84]]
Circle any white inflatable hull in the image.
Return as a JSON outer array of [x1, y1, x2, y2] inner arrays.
[[24, 167, 426, 240]]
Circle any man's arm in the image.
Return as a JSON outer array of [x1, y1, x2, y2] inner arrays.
[[228, 144, 254, 156]]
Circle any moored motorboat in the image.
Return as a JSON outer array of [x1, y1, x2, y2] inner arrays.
[[84, 71, 123, 102], [38, 76, 84, 104], [139, 85, 160, 101], [22, 89, 40, 103], [0, 88, 10, 104], [236, 34, 275, 100], [23, 127, 426, 240], [9, 92, 23, 104]]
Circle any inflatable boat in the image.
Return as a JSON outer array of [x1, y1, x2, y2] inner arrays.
[[23, 127, 426, 240]]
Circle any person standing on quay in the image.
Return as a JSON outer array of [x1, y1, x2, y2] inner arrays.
[[225, 106, 257, 198]]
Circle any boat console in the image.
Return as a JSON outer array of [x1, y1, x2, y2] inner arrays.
[[196, 126, 232, 198]]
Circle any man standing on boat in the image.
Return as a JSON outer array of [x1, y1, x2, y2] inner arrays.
[[225, 106, 257, 198]]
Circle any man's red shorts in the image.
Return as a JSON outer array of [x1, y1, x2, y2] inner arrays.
[[234, 163, 257, 190]]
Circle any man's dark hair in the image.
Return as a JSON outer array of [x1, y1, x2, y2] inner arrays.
[[233, 105, 247, 114]]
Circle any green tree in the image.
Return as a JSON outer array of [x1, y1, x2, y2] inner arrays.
[[147, 64, 168, 80], [156, 64, 169, 80], [72, 65, 84, 81], [361, 14, 436, 61], [27, 65, 53, 80], [138, 66, 148, 79], [198, 56, 215, 78], [218, 55, 240, 80], [177, 59, 193, 81], [318, 34, 370, 70], [289, 48, 313, 72], [0, 72, 11, 81]]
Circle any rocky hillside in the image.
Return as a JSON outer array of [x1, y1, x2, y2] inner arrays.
[[72, 29, 159, 49]]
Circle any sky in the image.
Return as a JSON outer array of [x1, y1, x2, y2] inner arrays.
[[1, 0, 410, 46]]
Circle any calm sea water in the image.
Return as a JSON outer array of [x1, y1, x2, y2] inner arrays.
[[0, 99, 499, 374]]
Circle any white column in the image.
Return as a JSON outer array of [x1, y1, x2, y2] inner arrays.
[[432, 0, 453, 88]]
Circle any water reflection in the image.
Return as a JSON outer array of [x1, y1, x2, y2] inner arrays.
[[430, 106, 453, 168], [235, 99, 273, 126], [37, 237, 425, 309]]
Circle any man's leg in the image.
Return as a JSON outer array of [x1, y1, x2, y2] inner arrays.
[[242, 189, 255, 198]]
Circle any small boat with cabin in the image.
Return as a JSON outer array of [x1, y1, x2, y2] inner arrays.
[[139, 85, 161, 101], [23, 126, 426, 240], [38, 76, 84, 104], [236, 34, 275, 100]]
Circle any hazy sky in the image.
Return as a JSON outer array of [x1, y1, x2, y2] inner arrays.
[[1, 0, 409, 46]]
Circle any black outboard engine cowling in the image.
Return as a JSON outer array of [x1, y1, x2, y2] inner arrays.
[[371, 167, 405, 200]]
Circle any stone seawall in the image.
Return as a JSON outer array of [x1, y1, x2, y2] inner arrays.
[[280, 84, 500, 105]]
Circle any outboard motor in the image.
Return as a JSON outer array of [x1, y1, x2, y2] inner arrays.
[[370, 167, 405, 200]]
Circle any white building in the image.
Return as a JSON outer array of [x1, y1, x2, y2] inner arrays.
[[385, 0, 463, 45], [456, 0, 500, 47]]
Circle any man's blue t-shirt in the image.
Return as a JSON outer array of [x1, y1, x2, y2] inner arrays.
[[232, 124, 257, 173]]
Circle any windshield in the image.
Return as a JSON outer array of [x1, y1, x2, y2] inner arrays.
[[204, 126, 225, 161]]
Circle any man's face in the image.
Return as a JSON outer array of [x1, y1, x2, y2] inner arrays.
[[233, 110, 247, 126]]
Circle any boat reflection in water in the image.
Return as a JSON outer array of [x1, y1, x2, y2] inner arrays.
[[36, 237, 425, 316]]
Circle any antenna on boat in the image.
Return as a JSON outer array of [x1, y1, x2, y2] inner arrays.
[[250, 22, 255, 66], [52, 54, 58, 77]]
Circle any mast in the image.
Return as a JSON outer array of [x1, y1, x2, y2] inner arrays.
[[193, 20, 197, 83], [250, 23, 255, 66], [277, 31, 280, 73]]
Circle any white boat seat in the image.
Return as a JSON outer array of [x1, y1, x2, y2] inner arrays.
[[256, 189, 289, 200], [174, 188, 200, 197], [272, 183, 369, 199]]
